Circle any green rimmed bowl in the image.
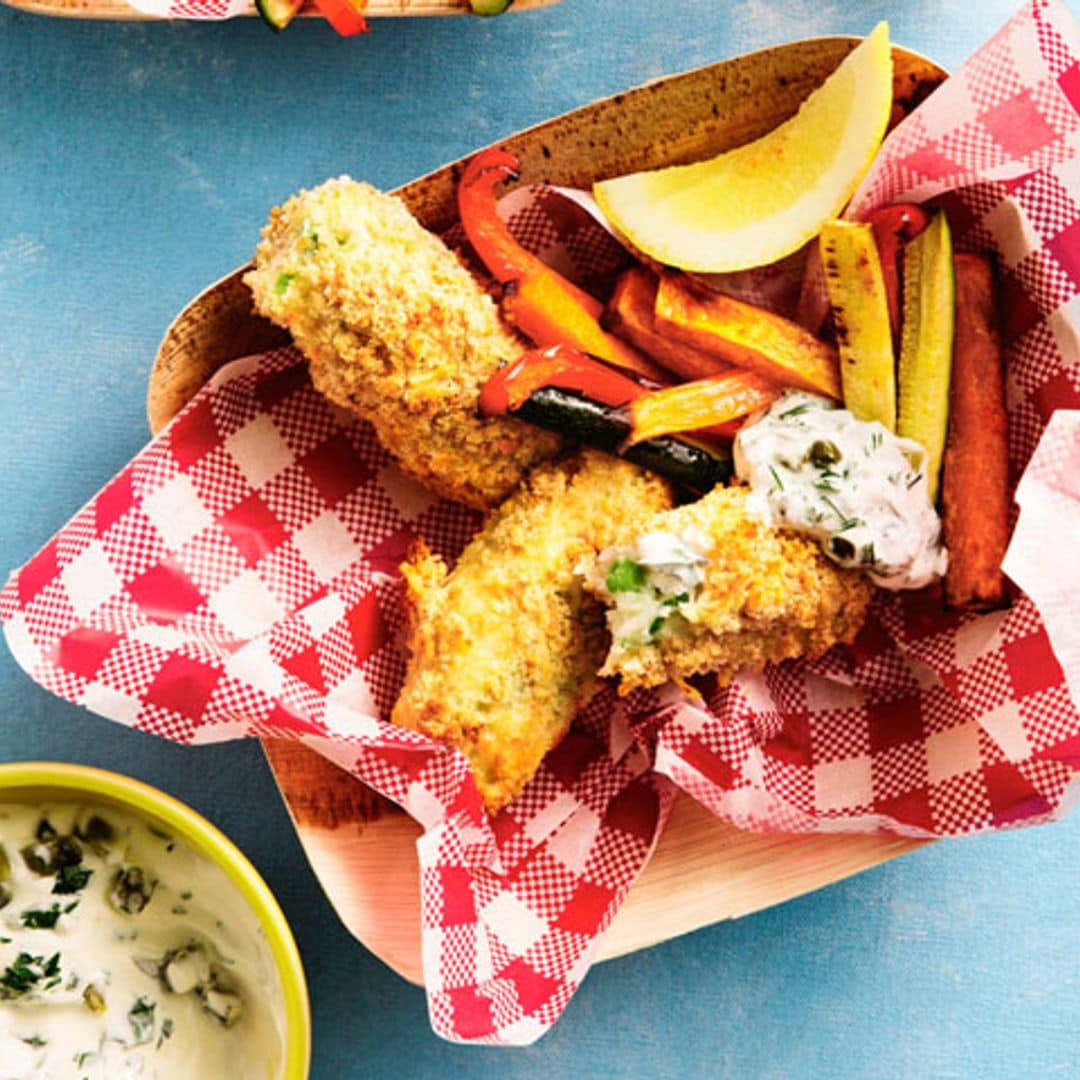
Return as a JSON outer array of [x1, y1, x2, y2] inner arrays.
[[0, 761, 311, 1079]]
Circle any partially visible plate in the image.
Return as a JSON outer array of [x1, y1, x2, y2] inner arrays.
[[148, 36, 944, 984], [1, 0, 560, 21]]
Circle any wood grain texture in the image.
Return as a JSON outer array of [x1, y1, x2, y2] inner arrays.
[[1, 0, 560, 20], [149, 38, 944, 986]]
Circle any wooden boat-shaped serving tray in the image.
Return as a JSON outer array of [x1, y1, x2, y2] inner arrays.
[[149, 37, 943, 985], [1, 0, 559, 21]]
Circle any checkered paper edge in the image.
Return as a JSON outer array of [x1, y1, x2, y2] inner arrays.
[[124, 0, 248, 18]]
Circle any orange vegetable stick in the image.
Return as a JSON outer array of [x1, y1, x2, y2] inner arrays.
[[628, 370, 780, 446], [654, 273, 842, 399], [503, 273, 668, 383], [605, 267, 732, 382], [942, 254, 1010, 611]]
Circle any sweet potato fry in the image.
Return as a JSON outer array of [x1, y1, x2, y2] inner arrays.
[[605, 267, 732, 382], [655, 273, 842, 398], [942, 253, 1010, 611], [504, 273, 668, 383], [627, 369, 780, 446]]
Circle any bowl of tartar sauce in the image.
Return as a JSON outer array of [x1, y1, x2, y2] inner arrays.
[[0, 762, 310, 1079]]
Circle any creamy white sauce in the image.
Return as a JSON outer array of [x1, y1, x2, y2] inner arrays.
[[0, 804, 286, 1080], [734, 391, 947, 590], [585, 527, 710, 649]]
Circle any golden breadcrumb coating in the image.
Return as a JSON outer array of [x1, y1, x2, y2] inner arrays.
[[585, 485, 874, 692], [392, 450, 673, 812], [245, 176, 560, 509]]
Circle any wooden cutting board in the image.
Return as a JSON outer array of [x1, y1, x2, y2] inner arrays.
[[148, 37, 944, 986], [1, 0, 559, 20]]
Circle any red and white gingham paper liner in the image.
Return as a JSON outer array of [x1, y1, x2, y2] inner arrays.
[[124, 0, 253, 18], [4, 0, 1080, 1044], [125, 0, 246, 17], [0, 345, 675, 1046]]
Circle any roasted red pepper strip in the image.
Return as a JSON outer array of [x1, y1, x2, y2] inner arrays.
[[313, 0, 370, 34], [867, 204, 930, 351], [479, 345, 647, 416], [458, 149, 666, 381], [480, 345, 738, 444]]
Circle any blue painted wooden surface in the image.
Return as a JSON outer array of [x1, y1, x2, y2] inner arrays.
[[1, 1, 1078, 1076]]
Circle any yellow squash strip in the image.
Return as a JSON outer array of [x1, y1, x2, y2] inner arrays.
[[821, 220, 897, 430], [897, 212, 955, 502]]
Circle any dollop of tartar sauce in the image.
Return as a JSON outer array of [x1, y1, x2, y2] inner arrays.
[[734, 391, 947, 590], [0, 804, 287, 1080], [585, 528, 710, 648]]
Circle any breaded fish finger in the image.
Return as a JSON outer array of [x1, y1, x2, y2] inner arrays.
[[393, 450, 673, 812], [246, 177, 560, 509], [583, 485, 874, 692]]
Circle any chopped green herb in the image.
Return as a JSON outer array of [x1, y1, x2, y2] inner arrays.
[[861, 543, 877, 567], [820, 494, 846, 521], [21, 1035, 46, 1048], [273, 271, 296, 296], [906, 473, 922, 489], [648, 615, 667, 638], [605, 558, 648, 594], [2, 955, 37, 995], [128, 996, 157, 1045], [768, 464, 785, 492], [157, 1017, 175, 1049], [660, 592, 690, 608], [53, 864, 93, 895], [1, 952, 59, 997], [22, 904, 63, 930], [779, 402, 812, 419], [835, 517, 865, 533]]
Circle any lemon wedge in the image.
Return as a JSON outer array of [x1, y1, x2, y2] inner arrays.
[[594, 23, 894, 273]]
